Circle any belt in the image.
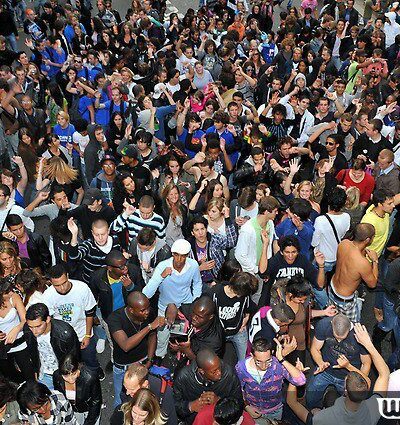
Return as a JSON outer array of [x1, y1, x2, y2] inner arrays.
[[329, 283, 355, 303], [114, 357, 148, 370]]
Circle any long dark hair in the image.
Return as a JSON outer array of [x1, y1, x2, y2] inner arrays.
[[47, 82, 65, 108], [112, 172, 139, 214]]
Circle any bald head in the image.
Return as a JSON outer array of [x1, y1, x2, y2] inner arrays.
[[196, 348, 222, 382], [127, 291, 148, 308], [354, 223, 375, 243], [193, 296, 216, 314], [196, 348, 218, 369]]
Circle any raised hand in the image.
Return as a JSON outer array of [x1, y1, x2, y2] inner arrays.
[[123, 200, 136, 216], [67, 217, 79, 235]]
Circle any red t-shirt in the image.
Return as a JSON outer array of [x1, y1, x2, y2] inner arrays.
[[193, 404, 255, 425], [336, 169, 375, 204]]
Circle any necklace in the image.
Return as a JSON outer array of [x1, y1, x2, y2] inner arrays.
[[373, 208, 385, 218], [124, 308, 142, 333]]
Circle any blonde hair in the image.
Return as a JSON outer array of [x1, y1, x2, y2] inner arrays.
[[345, 187, 361, 209], [57, 111, 70, 124], [296, 181, 315, 201], [0, 241, 21, 277], [122, 388, 167, 425], [206, 197, 225, 214], [43, 157, 78, 184]]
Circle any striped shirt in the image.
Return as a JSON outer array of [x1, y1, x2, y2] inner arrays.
[[67, 235, 122, 283], [111, 211, 166, 243]]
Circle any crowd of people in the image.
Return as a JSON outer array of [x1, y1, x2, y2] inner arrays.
[[0, 0, 398, 422]]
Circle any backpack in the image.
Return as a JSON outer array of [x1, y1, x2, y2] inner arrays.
[[148, 366, 173, 404]]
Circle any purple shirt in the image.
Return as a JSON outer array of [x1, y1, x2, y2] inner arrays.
[[17, 235, 29, 260], [235, 357, 306, 414]]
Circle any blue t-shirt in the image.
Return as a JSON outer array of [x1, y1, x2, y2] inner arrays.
[[53, 124, 75, 146], [78, 96, 95, 123], [47, 47, 66, 78], [100, 100, 127, 127], [275, 218, 315, 258], [110, 280, 124, 311], [206, 126, 238, 165], [95, 91, 110, 127], [178, 128, 205, 158]]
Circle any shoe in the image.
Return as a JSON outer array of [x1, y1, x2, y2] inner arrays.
[[98, 368, 105, 381], [96, 339, 105, 354]]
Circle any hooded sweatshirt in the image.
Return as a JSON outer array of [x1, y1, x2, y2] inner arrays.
[[384, 12, 400, 48]]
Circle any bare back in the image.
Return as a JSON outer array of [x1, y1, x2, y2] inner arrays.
[[332, 240, 373, 297]]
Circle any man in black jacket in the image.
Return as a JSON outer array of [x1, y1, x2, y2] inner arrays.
[[89, 250, 144, 321], [169, 295, 225, 361], [110, 362, 178, 425], [58, 188, 116, 240], [5, 213, 52, 272], [24, 303, 80, 390], [174, 349, 243, 424]]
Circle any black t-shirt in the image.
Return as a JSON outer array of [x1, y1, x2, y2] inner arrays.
[[212, 284, 249, 336], [314, 317, 368, 379], [266, 252, 318, 288], [107, 307, 156, 365]]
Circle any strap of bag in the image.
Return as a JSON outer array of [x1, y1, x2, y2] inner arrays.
[[324, 213, 340, 245], [159, 378, 168, 405]]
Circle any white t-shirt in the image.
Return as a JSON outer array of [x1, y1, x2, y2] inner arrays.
[[311, 213, 350, 262], [37, 331, 58, 376], [42, 279, 96, 341]]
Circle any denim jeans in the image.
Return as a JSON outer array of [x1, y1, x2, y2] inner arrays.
[[113, 364, 130, 407], [5, 34, 18, 52], [39, 372, 54, 390], [226, 329, 248, 361], [378, 294, 399, 334], [81, 335, 100, 373], [312, 287, 329, 309], [306, 371, 345, 409]]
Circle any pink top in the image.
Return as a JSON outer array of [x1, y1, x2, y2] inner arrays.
[[301, 0, 318, 9]]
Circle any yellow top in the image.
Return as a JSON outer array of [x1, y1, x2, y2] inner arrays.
[[361, 205, 390, 257]]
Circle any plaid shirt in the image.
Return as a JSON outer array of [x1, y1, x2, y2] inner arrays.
[[19, 391, 77, 424], [191, 221, 237, 277]]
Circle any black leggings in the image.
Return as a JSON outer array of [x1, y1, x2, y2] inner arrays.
[[0, 346, 35, 383]]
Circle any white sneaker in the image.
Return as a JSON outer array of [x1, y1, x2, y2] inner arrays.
[[96, 339, 106, 354]]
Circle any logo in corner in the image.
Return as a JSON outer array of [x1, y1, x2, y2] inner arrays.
[[377, 398, 400, 419]]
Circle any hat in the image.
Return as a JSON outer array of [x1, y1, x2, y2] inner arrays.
[[82, 188, 103, 205], [294, 73, 306, 84], [153, 83, 166, 100], [100, 154, 117, 165], [171, 239, 191, 255], [120, 144, 138, 159]]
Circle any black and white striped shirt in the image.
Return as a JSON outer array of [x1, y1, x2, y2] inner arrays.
[[111, 211, 166, 243], [67, 235, 122, 283]]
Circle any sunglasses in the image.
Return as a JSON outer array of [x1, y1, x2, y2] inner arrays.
[[326, 142, 336, 146]]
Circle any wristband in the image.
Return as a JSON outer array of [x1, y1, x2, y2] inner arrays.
[[279, 358, 286, 363], [84, 334, 91, 338], [148, 324, 152, 331], [318, 265, 325, 269]]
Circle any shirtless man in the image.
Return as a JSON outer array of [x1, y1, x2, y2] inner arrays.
[[329, 223, 378, 322]]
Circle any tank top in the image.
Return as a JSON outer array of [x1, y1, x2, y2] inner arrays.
[[0, 297, 26, 353]]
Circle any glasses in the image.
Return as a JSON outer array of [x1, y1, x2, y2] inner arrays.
[[325, 142, 335, 146], [74, 60, 82, 63], [111, 262, 127, 270], [254, 358, 272, 367], [31, 400, 50, 413], [103, 163, 115, 167]]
